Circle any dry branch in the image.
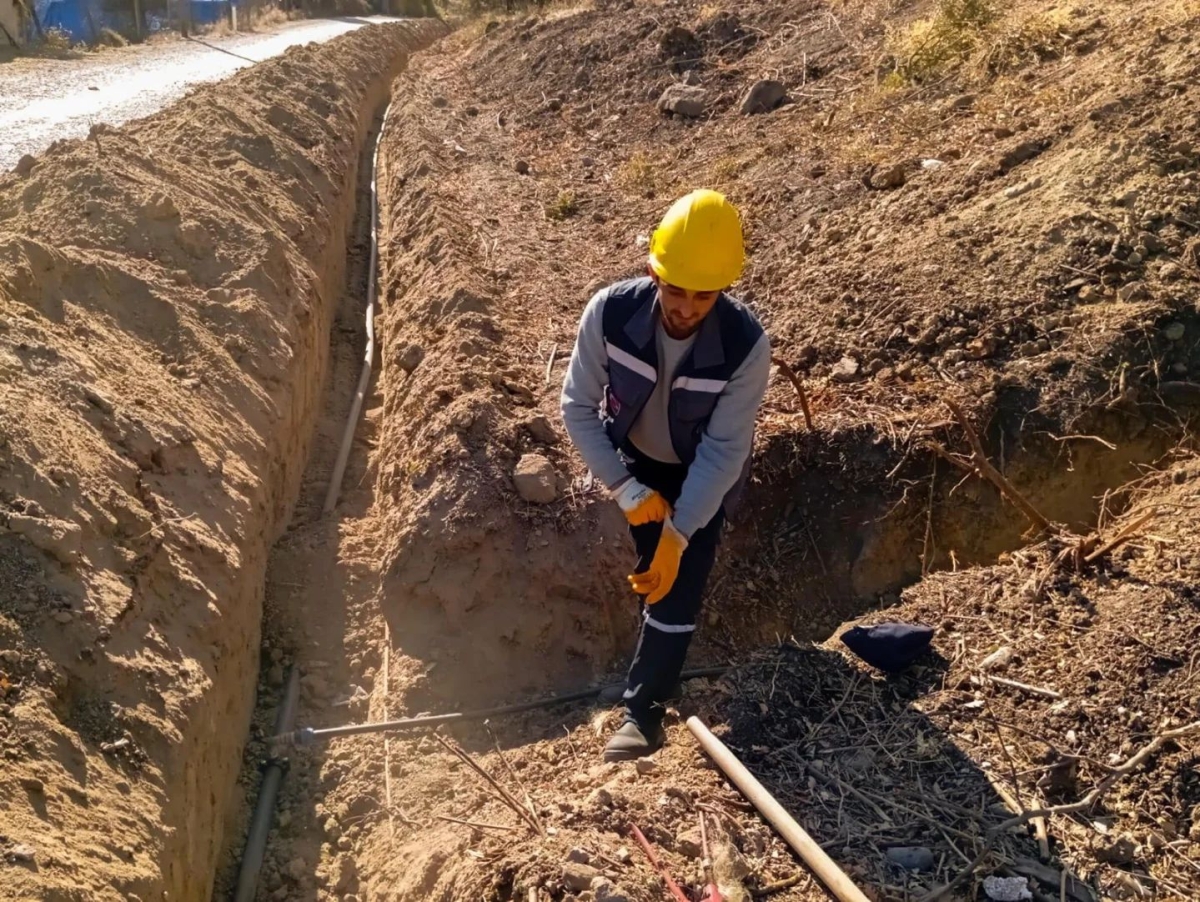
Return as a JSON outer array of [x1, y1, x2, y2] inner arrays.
[[432, 733, 542, 834], [772, 355, 814, 430], [1084, 508, 1156, 563], [943, 398, 1054, 534], [919, 720, 1200, 901]]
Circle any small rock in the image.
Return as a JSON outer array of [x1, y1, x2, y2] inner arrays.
[[285, 857, 308, 881], [19, 776, 44, 793], [1163, 322, 1186, 341], [396, 344, 425, 374], [873, 163, 906, 189], [1, 650, 19, 664], [982, 875, 1033, 901], [1117, 281, 1147, 302], [865, 357, 887, 375], [614, 846, 632, 865], [145, 192, 179, 221], [999, 140, 1047, 171], [83, 387, 115, 414], [523, 415, 558, 444], [585, 787, 613, 808], [950, 94, 976, 110], [886, 846, 935, 871], [431, 96, 448, 109], [563, 861, 601, 892], [979, 646, 1012, 671], [830, 356, 861, 383], [1160, 262, 1183, 281], [740, 79, 786, 115], [657, 85, 707, 118], [567, 848, 591, 865], [8, 843, 36, 863], [681, 69, 701, 86], [267, 664, 285, 687], [942, 348, 967, 365], [1003, 176, 1042, 199], [592, 880, 630, 902], [1096, 832, 1137, 865], [6, 514, 82, 565], [635, 758, 658, 775], [14, 154, 38, 177], [514, 160, 531, 175], [54, 611, 74, 625], [513, 454, 559, 504], [1078, 284, 1100, 302], [992, 126, 1015, 139], [676, 826, 703, 859]]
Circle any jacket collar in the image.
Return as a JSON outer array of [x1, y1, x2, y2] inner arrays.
[[623, 283, 727, 370]]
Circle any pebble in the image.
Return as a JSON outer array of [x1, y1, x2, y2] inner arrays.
[[830, 356, 861, 383], [657, 85, 707, 118], [567, 848, 591, 864], [563, 861, 601, 892], [676, 826, 703, 859], [740, 79, 786, 115], [8, 843, 36, 863], [514, 160, 531, 175], [873, 163, 906, 189], [54, 611, 74, 625], [0, 650, 19, 664], [83, 388, 115, 414], [20, 776, 44, 793], [634, 758, 658, 775], [1117, 281, 1148, 301], [886, 846, 935, 871], [1163, 322, 1186, 341]]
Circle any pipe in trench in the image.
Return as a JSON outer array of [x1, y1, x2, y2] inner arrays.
[[233, 666, 301, 902], [275, 666, 733, 746], [234, 93, 397, 899], [321, 98, 391, 516]]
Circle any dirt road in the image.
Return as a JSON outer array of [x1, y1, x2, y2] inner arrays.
[[0, 16, 402, 170]]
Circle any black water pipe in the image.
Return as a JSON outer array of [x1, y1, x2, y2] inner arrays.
[[275, 665, 732, 747], [233, 666, 301, 902]]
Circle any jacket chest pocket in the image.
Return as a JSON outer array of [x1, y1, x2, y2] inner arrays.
[[607, 365, 654, 417], [672, 390, 719, 424]]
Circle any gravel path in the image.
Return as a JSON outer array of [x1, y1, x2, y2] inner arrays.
[[0, 16, 403, 170]]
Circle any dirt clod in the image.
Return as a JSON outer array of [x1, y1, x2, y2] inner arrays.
[[513, 453, 559, 503], [740, 79, 786, 114], [563, 860, 602, 891]]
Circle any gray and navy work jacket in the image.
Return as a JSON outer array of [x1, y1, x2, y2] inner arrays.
[[561, 277, 771, 537]]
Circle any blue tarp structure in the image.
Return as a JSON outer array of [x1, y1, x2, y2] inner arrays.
[[39, 0, 96, 39], [189, 0, 233, 26], [34, 0, 233, 40]]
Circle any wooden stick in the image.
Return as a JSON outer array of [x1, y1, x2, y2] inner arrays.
[[751, 873, 807, 897], [985, 675, 1062, 700], [687, 717, 872, 902], [486, 722, 545, 836], [771, 355, 814, 430], [944, 398, 1053, 534], [919, 720, 1200, 901], [436, 814, 516, 832], [984, 771, 1050, 857], [432, 733, 542, 834], [381, 634, 395, 838], [544, 344, 557, 386], [1084, 508, 1155, 563]]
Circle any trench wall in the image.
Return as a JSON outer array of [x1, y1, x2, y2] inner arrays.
[[0, 20, 444, 901]]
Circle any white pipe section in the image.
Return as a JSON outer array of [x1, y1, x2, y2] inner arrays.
[[322, 101, 391, 516]]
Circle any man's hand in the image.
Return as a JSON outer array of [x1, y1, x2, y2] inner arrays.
[[611, 479, 671, 526], [628, 517, 688, 604]]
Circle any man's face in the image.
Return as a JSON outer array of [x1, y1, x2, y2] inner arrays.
[[650, 270, 721, 339]]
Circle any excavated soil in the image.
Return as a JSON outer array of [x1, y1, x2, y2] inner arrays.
[[0, 19, 444, 902], [245, 2, 1200, 902], [4, 2, 1200, 902]]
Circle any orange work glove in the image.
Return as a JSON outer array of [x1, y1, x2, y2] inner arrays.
[[627, 517, 688, 605], [610, 479, 671, 526]]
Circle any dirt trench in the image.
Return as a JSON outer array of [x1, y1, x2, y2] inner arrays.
[[0, 20, 444, 902]]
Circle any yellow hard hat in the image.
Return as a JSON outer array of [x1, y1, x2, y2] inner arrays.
[[648, 189, 744, 292]]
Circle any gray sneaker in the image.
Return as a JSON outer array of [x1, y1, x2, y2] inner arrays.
[[602, 720, 665, 762]]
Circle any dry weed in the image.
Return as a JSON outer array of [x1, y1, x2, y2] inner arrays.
[[887, 0, 997, 83], [545, 189, 579, 220], [976, 6, 1072, 76]]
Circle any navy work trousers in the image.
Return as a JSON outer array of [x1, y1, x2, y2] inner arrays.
[[620, 442, 724, 727]]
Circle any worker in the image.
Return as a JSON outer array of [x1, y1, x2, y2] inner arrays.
[[560, 190, 771, 761]]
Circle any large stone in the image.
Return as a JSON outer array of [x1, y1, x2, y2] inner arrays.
[[513, 454, 558, 504], [740, 79, 786, 115], [657, 85, 707, 119]]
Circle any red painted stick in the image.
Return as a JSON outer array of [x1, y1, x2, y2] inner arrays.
[[629, 824, 691, 902]]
